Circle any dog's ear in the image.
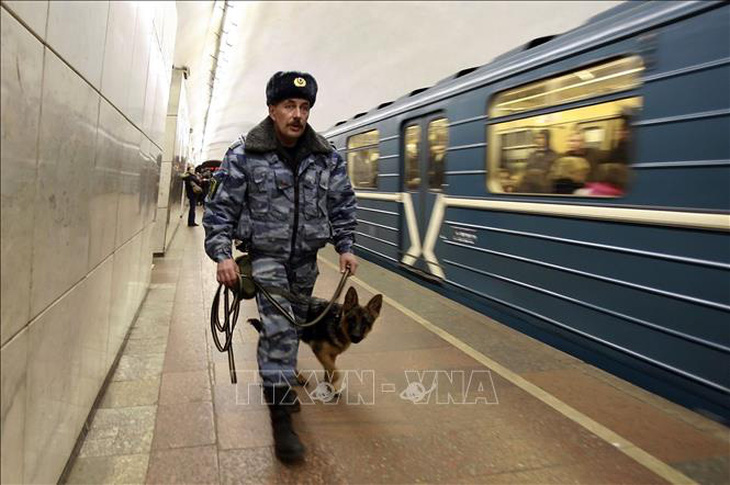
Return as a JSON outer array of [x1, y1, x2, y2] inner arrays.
[[366, 294, 383, 319], [344, 286, 358, 311]]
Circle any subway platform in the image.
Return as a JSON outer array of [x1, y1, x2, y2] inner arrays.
[[63, 220, 729, 484]]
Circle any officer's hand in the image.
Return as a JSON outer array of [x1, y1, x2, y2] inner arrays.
[[339, 252, 358, 276], [217, 258, 240, 288]]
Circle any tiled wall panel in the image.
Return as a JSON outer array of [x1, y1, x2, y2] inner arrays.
[[0, 9, 43, 345], [130, 229, 145, 313], [0, 2, 176, 482], [23, 258, 112, 484], [139, 138, 158, 227], [152, 2, 164, 52], [2, 0, 48, 39], [25, 278, 90, 484], [127, 8, 152, 127], [152, 150, 163, 223], [31, 49, 98, 318], [100, 1, 137, 115], [88, 99, 122, 270], [115, 124, 144, 248], [46, 1, 109, 89], [161, 4, 176, 67], [107, 247, 131, 367], [138, 224, 155, 303], [0, 328, 28, 484], [152, 59, 170, 147], [107, 230, 145, 368], [142, 44, 160, 141], [149, 145, 163, 225], [76, 258, 113, 413]]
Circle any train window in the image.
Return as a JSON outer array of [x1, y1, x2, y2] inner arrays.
[[404, 124, 421, 190], [347, 130, 379, 188], [347, 130, 378, 149], [428, 118, 448, 190], [488, 96, 642, 196], [488, 56, 644, 197], [490, 56, 643, 118]]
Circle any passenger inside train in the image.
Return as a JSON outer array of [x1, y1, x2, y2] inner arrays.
[[490, 55, 643, 197], [496, 112, 637, 196], [427, 119, 448, 190]]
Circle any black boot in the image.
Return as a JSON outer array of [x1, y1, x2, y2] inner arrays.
[[281, 387, 301, 413], [264, 386, 305, 462], [263, 385, 301, 413]]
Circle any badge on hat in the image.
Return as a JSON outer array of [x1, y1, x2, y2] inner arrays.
[[294, 77, 306, 87]]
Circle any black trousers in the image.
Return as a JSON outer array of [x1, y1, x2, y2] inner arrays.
[[187, 195, 197, 225]]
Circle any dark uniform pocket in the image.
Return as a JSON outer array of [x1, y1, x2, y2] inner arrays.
[[235, 215, 251, 242], [303, 170, 319, 219], [317, 169, 330, 216], [272, 169, 294, 221], [249, 167, 270, 217], [301, 218, 331, 252]]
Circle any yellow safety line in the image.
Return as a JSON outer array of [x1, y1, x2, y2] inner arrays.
[[319, 256, 697, 485]]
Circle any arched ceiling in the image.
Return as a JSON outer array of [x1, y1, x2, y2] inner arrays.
[[174, 1, 623, 163]]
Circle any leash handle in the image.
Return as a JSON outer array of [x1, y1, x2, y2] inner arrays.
[[210, 283, 241, 383]]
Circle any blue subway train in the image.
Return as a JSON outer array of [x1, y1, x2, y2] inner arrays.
[[323, 1, 730, 421]]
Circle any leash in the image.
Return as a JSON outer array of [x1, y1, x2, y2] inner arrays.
[[255, 268, 350, 329], [210, 264, 351, 384], [210, 283, 242, 383]]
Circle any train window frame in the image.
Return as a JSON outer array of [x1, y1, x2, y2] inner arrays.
[[486, 55, 644, 198], [346, 129, 380, 189]]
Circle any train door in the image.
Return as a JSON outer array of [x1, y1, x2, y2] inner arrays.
[[400, 115, 448, 279]]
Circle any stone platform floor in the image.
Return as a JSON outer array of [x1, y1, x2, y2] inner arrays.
[[64, 221, 729, 484]]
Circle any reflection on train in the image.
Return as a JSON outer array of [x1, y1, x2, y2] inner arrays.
[[324, 1, 730, 422]]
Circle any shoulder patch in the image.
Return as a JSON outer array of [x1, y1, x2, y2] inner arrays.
[[208, 177, 220, 199], [228, 134, 246, 151]]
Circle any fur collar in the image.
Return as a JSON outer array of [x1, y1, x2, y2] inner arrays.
[[244, 117, 332, 156]]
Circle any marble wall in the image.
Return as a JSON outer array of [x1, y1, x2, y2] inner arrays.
[[0, 1, 177, 483], [153, 69, 189, 255]]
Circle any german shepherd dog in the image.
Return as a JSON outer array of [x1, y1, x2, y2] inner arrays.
[[250, 287, 383, 392]]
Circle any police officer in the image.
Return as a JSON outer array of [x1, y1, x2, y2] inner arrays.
[[203, 71, 358, 462]]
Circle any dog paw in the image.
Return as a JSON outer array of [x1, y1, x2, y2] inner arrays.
[[331, 382, 346, 396], [310, 382, 338, 402]]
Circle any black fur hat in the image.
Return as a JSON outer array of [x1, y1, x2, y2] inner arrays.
[[266, 71, 318, 107]]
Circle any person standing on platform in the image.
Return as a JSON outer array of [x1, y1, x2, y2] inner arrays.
[[182, 165, 203, 226], [202, 71, 358, 462]]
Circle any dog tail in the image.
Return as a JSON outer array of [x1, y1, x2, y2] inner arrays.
[[248, 318, 262, 333]]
